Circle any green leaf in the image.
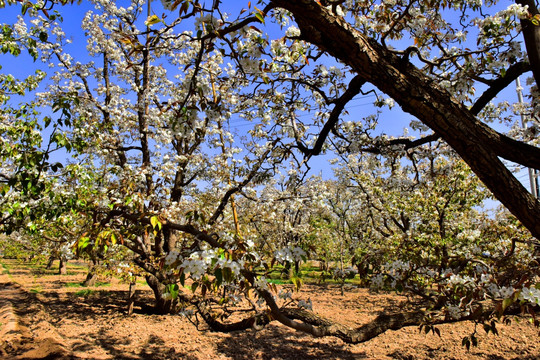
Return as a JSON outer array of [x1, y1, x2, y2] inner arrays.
[[179, 0, 190, 14], [215, 267, 223, 287], [39, 31, 48, 42], [179, 272, 185, 287], [150, 215, 162, 230], [168, 283, 179, 299], [502, 297, 513, 311], [254, 7, 265, 24], [291, 276, 303, 292], [223, 266, 233, 283], [201, 284, 207, 297], [144, 14, 162, 27]]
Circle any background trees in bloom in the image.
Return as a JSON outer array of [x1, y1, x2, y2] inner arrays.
[[0, 0, 539, 344]]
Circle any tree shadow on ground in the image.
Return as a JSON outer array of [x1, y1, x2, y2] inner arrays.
[[30, 286, 365, 359], [28, 289, 130, 320], [213, 325, 367, 360]]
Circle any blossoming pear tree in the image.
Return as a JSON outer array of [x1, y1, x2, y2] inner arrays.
[[1, 0, 539, 345]]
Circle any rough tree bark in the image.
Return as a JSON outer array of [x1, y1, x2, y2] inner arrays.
[[127, 278, 136, 316], [83, 258, 98, 287], [58, 258, 67, 275], [269, 0, 540, 239], [516, 0, 540, 85], [145, 274, 176, 314], [45, 256, 55, 270]]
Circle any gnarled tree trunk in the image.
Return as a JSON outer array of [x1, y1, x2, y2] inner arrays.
[[145, 274, 176, 314]]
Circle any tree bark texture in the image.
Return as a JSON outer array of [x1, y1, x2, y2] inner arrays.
[[83, 259, 98, 287], [46, 256, 55, 270], [58, 258, 67, 275], [127, 280, 136, 316], [145, 274, 176, 314], [516, 0, 540, 86], [270, 0, 540, 239]]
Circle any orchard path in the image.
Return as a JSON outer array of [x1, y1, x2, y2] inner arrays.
[[0, 259, 539, 360]]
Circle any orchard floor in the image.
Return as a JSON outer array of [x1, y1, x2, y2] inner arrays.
[[0, 259, 539, 360]]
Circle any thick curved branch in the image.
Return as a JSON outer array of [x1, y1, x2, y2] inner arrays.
[[108, 209, 222, 248], [201, 3, 277, 41], [195, 301, 271, 332], [355, 133, 441, 154], [471, 61, 531, 115]]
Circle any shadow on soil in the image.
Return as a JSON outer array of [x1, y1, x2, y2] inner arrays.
[[27, 288, 368, 360], [213, 325, 367, 360]]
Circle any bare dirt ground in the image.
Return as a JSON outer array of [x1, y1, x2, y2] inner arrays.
[[0, 259, 539, 360]]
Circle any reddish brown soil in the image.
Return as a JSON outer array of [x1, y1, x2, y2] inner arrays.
[[0, 259, 539, 360]]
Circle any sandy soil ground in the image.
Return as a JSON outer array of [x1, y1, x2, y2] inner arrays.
[[0, 259, 539, 360]]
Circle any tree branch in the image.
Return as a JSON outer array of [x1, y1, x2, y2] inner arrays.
[[296, 75, 366, 158], [209, 139, 279, 225], [516, 0, 540, 86], [471, 61, 531, 115]]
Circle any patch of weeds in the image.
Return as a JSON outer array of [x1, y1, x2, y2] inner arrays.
[[68, 263, 88, 269], [65, 282, 83, 288], [302, 265, 322, 272], [267, 278, 291, 285], [0, 262, 11, 274], [75, 289, 94, 297], [25, 263, 43, 269], [30, 286, 43, 293], [95, 281, 111, 287]]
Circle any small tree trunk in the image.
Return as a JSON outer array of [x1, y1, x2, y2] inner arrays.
[[127, 278, 136, 316], [46, 256, 55, 270], [83, 272, 97, 286], [83, 259, 98, 286], [282, 262, 291, 279], [58, 258, 67, 275], [146, 274, 176, 314]]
